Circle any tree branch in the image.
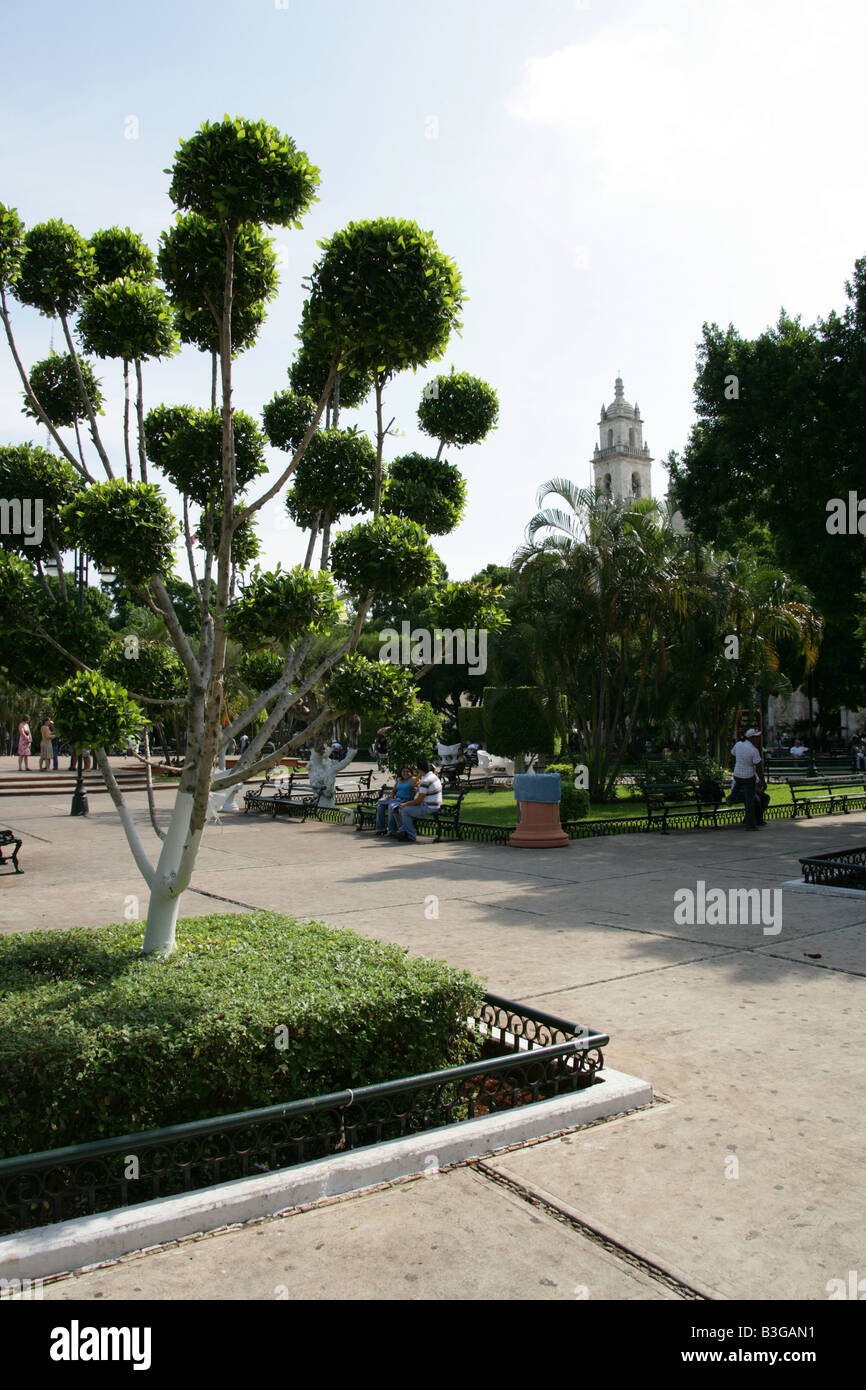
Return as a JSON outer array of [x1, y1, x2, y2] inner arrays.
[[0, 288, 94, 481], [60, 313, 114, 479]]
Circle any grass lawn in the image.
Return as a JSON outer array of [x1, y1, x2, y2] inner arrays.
[[454, 781, 792, 827]]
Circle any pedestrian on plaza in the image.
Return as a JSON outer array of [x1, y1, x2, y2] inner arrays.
[[395, 757, 443, 843], [39, 716, 54, 771], [728, 727, 766, 830], [374, 764, 417, 836], [17, 715, 32, 771]]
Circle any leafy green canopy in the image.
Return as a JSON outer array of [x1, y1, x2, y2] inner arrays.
[[13, 220, 95, 317], [89, 227, 155, 285], [0, 560, 114, 691], [167, 116, 320, 230], [99, 638, 186, 702], [62, 481, 178, 587], [384, 453, 466, 535], [158, 214, 279, 355], [285, 428, 376, 529], [304, 218, 463, 376], [237, 649, 284, 693], [262, 390, 317, 453], [0, 203, 25, 289], [21, 352, 104, 427], [226, 565, 343, 647], [326, 653, 417, 720], [426, 580, 510, 634], [52, 669, 147, 751], [330, 515, 438, 598], [144, 405, 266, 505], [78, 279, 178, 363], [0, 443, 82, 561], [418, 371, 499, 448], [385, 702, 442, 774]]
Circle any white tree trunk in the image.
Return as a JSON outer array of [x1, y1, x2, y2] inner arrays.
[[307, 745, 358, 809], [142, 791, 203, 955]]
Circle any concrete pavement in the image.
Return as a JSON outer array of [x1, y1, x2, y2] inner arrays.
[[2, 768, 865, 1300]]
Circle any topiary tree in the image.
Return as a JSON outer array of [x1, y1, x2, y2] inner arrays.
[[0, 117, 490, 956], [482, 686, 555, 773], [457, 705, 485, 745]]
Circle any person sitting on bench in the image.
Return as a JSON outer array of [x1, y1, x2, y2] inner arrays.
[[375, 765, 417, 836], [395, 758, 443, 843]]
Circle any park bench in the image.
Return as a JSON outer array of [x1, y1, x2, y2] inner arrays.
[[243, 775, 322, 823], [786, 778, 866, 816], [286, 768, 375, 806], [0, 829, 23, 874], [639, 779, 725, 834], [356, 788, 466, 841]]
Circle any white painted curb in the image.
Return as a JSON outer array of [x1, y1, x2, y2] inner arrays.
[[0, 1068, 651, 1281], [780, 879, 866, 900]]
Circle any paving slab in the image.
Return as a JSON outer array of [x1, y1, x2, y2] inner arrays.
[[39, 1167, 674, 1301], [3, 783, 866, 1299]]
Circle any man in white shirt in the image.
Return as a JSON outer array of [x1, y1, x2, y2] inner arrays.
[[396, 758, 443, 843], [790, 740, 808, 758], [729, 728, 765, 830]]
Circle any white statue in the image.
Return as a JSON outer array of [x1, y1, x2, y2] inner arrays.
[[306, 742, 358, 809]]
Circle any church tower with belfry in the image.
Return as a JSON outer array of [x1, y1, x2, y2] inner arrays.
[[592, 375, 653, 502]]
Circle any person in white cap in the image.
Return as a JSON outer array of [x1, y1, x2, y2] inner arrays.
[[729, 727, 765, 830]]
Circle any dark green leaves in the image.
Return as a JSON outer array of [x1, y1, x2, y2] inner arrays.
[[144, 405, 266, 505], [168, 117, 320, 230], [226, 565, 343, 647], [0, 203, 25, 290], [13, 220, 95, 318], [383, 453, 466, 536], [78, 279, 178, 363], [417, 370, 499, 448], [22, 352, 104, 427], [330, 514, 438, 598], [326, 653, 417, 719], [51, 669, 147, 751], [61, 480, 178, 586], [304, 218, 463, 376]]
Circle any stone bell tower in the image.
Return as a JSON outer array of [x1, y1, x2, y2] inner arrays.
[[592, 376, 653, 502]]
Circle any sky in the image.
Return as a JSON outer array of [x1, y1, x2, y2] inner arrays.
[[2, 0, 865, 582]]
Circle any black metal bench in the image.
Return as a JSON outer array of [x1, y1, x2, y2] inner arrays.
[[286, 768, 374, 806], [0, 829, 23, 874], [243, 775, 322, 822], [786, 778, 866, 815], [356, 788, 466, 841], [639, 779, 725, 834]]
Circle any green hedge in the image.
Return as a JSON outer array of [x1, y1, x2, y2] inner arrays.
[[0, 913, 486, 1158], [457, 705, 486, 745], [545, 764, 590, 820]]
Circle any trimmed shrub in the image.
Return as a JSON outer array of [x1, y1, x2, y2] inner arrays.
[[545, 763, 590, 820], [457, 705, 485, 745], [0, 912, 485, 1158], [482, 686, 555, 761]]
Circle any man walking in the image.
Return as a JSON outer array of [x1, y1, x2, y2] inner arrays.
[[729, 727, 766, 830], [395, 758, 442, 843]]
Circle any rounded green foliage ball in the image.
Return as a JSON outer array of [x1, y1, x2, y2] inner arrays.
[[22, 352, 104, 428], [330, 515, 437, 598], [326, 654, 417, 720], [62, 481, 178, 587], [13, 220, 95, 318], [89, 227, 155, 285], [52, 670, 147, 752], [226, 565, 343, 647], [383, 453, 466, 536], [418, 371, 499, 448], [78, 279, 178, 363], [168, 117, 320, 229]]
